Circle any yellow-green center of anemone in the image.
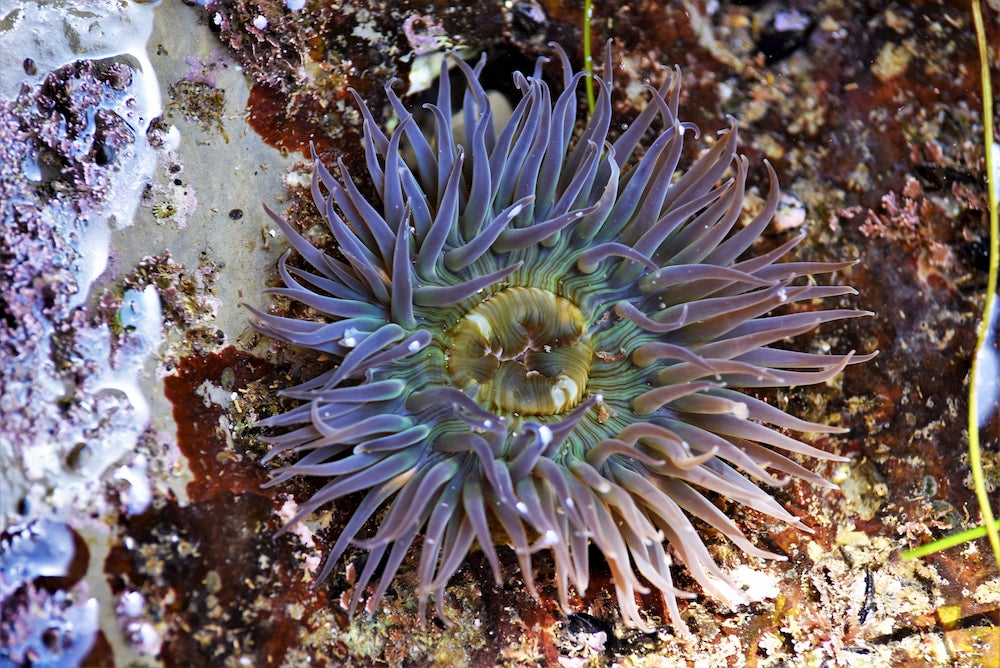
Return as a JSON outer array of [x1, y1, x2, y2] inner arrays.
[[446, 287, 593, 416]]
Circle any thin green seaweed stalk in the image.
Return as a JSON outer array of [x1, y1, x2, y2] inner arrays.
[[903, 0, 1000, 565], [583, 0, 595, 113]]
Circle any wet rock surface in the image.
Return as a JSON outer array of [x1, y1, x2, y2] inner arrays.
[[2, 0, 999, 665]]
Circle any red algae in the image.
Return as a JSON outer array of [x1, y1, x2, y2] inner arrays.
[[246, 83, 347, 159], [163, 346, 274, 503]]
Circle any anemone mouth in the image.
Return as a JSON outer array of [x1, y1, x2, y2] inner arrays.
[[445, 286, 593, 416]]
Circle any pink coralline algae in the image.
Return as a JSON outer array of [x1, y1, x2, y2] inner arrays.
[[0, 59, 159, 520], [402, 14, 448, 55], [0, 521, 98, 666]]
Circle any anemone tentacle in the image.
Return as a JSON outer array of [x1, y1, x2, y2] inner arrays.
[[251, 42, 874, 632]]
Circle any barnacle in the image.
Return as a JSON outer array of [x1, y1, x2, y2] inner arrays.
[[248, 44, 873, 631]]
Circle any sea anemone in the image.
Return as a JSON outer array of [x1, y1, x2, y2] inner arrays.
[[248, 43, 872, 631]]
